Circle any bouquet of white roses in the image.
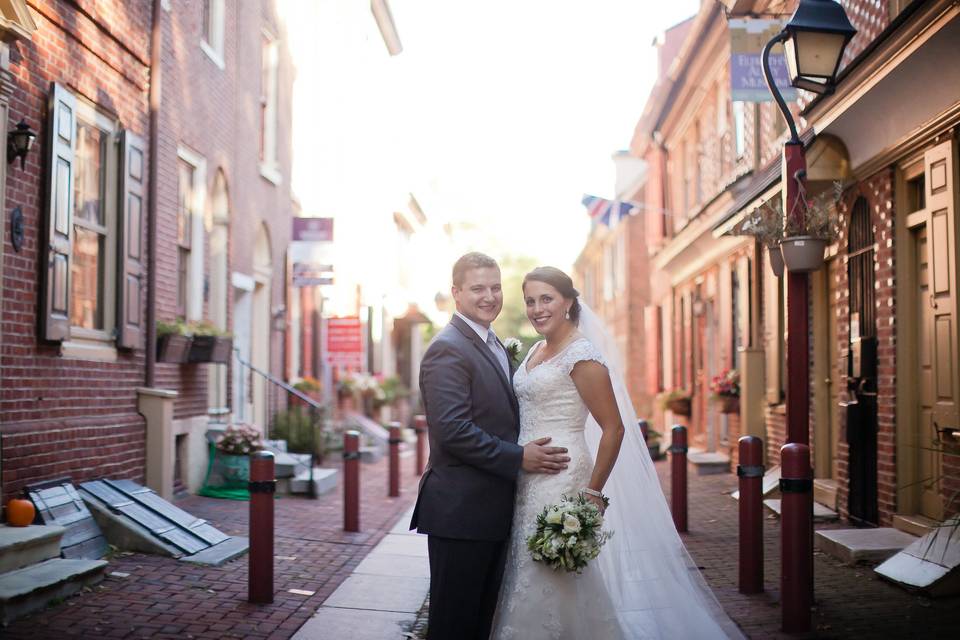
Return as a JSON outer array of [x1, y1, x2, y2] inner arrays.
[[526, 493, 613, 574]]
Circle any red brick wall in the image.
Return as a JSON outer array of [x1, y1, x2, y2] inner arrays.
[[834, 169, 897, 525], [1, 1, 152, 501]]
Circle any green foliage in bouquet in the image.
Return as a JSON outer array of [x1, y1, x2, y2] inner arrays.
[[526, 494, 613, 574]]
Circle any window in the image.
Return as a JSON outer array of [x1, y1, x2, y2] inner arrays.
[[260, 32, 280, 181], [71, 120, 109, 331], [200, 0, 225, 67], [41, 83, 145, 355], [734, 101, 746, 159], [177, 159, 194, 319], [176, 148, 206, 322]]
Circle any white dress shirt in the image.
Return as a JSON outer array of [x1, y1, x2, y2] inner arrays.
[[455, 311, 510, 378]]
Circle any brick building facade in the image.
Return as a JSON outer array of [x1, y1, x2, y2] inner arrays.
[[629, 0, 960, 529], [0, 0, 294, 504]]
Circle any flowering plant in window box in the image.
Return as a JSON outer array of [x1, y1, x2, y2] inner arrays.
[[709, 369, 740, 414], [156, 319, 192, 363], [215, 423, 264, 457], [186, 320, 233, 364]]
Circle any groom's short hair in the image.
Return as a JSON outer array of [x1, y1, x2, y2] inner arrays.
[[452, 252, 499, 287]]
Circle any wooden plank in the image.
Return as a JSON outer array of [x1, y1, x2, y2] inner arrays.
[[160, 529, 207, 555], [62, 536, 109, 560], [131, 492, 202, 529], [60, 518, 103, 548], [190, 522, 229, 546], [81, 480, 135, 508], [117, 503, 177, 533]]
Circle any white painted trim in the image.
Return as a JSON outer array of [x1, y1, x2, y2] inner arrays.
[[177, 146, 207, 322], [60, 338, 119, 362], [232, 271, 255, 291], [200, 40, 225, 70], [259, 162, 282, 186]]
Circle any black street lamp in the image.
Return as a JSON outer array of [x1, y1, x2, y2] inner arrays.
[[7, 119, 36, 170], [759, 0, 857, 635]]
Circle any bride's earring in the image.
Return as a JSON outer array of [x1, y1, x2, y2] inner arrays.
[[564, 308, 571, 320]]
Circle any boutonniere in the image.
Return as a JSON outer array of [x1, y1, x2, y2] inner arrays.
[[503, 337, 523, 367]]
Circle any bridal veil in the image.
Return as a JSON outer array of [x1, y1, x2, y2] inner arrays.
[[578, 301, 743, 639]]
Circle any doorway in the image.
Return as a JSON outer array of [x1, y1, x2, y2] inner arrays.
[[846, 196, 879, 526]]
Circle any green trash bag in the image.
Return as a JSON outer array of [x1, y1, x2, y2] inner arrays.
[[198, 443, 251, 500]]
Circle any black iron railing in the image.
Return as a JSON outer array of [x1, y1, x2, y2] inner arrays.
[[233, 350, 327, 498]]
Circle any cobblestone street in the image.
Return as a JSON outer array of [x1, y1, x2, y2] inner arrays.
[[656, 459, 960, 639], [3, 454, 418, 640]]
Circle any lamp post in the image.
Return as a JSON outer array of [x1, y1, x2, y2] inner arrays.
[[761, 1, 855, 633]]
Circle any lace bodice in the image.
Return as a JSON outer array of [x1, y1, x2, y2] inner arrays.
[[492, 337, 623, 640]]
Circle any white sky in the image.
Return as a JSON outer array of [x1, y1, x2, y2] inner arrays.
[[279, 0, 698, 309]]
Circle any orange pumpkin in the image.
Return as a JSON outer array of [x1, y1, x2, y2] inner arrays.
[[6, 498, 35, 527]]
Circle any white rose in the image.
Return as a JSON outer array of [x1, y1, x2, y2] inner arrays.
[[545, 508, 562, 525], [562, 514, 581, 534]]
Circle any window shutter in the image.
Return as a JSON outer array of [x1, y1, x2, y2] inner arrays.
[[41, 83, 77, 342], [116, 130, 146, 350], [925, 139, 959, 431]]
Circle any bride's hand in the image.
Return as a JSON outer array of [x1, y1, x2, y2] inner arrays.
[[585, 493, 606, 514]]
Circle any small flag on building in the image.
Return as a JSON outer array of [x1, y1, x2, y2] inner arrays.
[[581, 195, 635, 227]]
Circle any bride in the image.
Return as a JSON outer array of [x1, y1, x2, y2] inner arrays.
[[490, 267, 741, 639]]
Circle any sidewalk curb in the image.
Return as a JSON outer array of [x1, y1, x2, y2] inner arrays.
[[292, 508, 428, 639]]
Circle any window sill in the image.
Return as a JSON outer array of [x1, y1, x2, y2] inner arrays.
[[259, 163, 282, 186], [61, 338, 118, 362], [200, 40, 225, 70]]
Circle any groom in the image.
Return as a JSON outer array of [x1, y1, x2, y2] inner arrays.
[[410, 252, 571, 640]]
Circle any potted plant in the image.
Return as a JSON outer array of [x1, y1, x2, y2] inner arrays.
[[214, 423, 264, 484], [187, 320, 233, 363], [742, 201, 786, 277], [780, 182, 842, 273], [336, 371, 358, 412], [658, 389, 692, 417], [156, 319, 191, 363], [291, 376, 323, 410], [710, 368, 740, 414]]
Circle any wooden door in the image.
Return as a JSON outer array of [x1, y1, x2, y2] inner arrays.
[[914, 226, 943, 519]]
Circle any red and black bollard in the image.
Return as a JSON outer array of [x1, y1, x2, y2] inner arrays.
[[638, 419, 649, 442], [737, 436, 764, 594], [413, 414, 427, 476], [780, 442, 813, 633], [388, 421, 402, 497], [343, 430, 361, 532], [669, 425, 688, 533], [248, 451, 275, 604]]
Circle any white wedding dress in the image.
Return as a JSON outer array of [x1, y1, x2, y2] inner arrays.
[[491, 304, 742, 640]]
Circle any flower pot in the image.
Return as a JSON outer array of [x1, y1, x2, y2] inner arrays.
[[780, 236, 827, 273], [767, 243, 785, 278], [666, 397, 692, 417], [717, 395, 739, 414], [157, 334, 191, 363], [210, 337, 233, 364]]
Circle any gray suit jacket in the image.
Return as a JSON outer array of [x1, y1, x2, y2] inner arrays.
[[409, 314, 524, 541]]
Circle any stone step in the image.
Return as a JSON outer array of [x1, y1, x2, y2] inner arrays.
[[763, 499, 839, 522], [815, 528, 918, 566], [731, 465, 781, 501], [0, 525, 65, 574], [875, 518, 960, 597], [0, 557, 107, 624], [814, 478, 839, 510], [289, 468, 339, 496], [687, 449, 730, 476], [892, 513, 939, 538]]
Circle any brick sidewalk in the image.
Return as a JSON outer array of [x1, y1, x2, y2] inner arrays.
[[4, 453, 418, 640], [656, 459, 960, 639]]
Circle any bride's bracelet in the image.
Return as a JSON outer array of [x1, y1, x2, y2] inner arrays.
[[582, 487, 610, 507]]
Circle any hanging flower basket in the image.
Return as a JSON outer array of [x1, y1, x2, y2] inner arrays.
[[666, 397, 692, 417], [716, 394, 740, 414], [767, 243, 785, 278], [780, 236, 828, 273]]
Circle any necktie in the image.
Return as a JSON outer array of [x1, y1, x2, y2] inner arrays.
[[487, 330, 510, 379]]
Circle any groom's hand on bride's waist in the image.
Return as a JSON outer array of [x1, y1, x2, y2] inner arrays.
[[521, 437, 570, 474]]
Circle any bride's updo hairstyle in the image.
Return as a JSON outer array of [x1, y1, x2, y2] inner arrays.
[[523, 266, 582, 324]]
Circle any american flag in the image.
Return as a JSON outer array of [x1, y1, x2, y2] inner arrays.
[[581, 195, 636, 227]]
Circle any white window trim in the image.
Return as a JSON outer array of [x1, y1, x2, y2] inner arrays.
[[200, 0, 226, 69], [63, 100, 119, 358], [177, 145, 207, 322], [260, 29, 280, 180]]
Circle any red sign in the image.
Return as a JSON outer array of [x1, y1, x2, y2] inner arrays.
[[292, 217, 334, 242], [326, 316, 363, 369]]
